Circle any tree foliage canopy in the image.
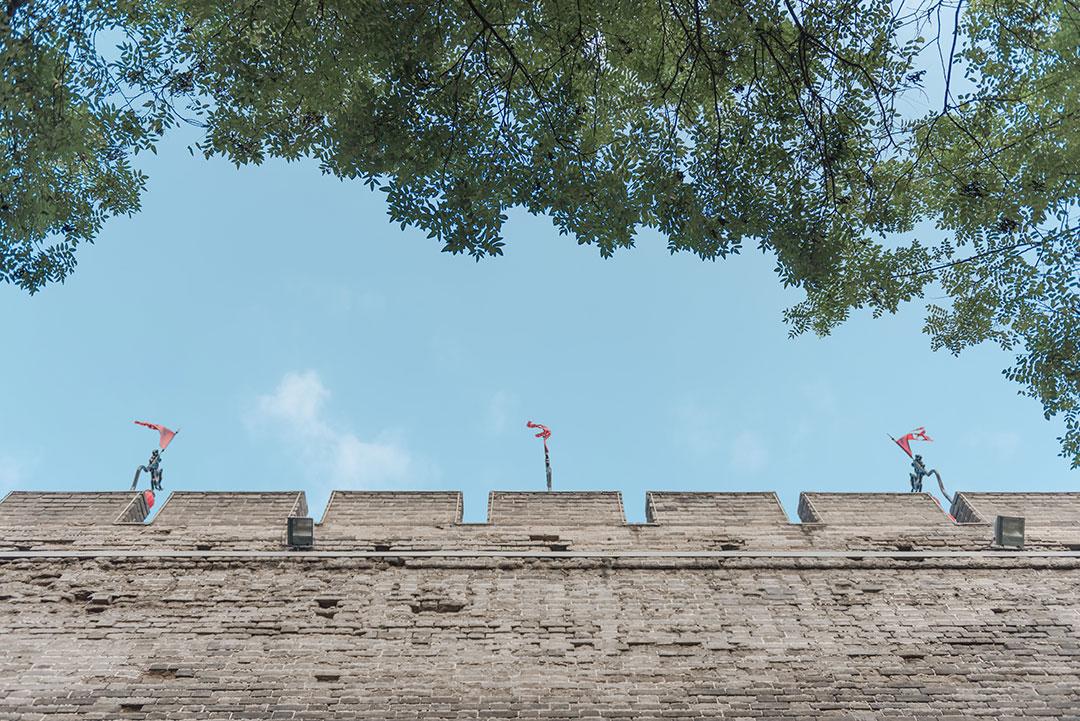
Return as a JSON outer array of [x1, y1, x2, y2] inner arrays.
[[2, 0, 1078, 461]]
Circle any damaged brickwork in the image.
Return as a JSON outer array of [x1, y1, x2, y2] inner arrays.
[[1, 489, 1079, 719]]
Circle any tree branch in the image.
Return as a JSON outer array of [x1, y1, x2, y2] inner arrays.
[[5, 0, 28, 19], [891, 239, 1042, 280]]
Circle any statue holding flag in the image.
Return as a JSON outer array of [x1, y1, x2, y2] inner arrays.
[[132, 421, 179, 492], [909, 454, 931, 493], [889, 427, 952, 503]]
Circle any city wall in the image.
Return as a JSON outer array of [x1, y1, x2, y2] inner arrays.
[[2, 490, 1079, 719]]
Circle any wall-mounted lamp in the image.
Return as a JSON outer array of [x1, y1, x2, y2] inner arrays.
[[287, 516, 315, 549], [994, 515, 1025, 549]]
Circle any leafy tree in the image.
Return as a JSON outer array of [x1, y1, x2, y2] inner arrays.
[[2, 0, 1077, 463], [1, 0, 189, 289]]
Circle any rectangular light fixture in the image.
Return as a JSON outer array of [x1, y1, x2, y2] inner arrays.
[[287, 516, 315, 548], [994, 515, 1025, 549]]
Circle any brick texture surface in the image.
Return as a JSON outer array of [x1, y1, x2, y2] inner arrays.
[[952, 492, 1080, 535], [152, 492, 307, 527], [3, 489, 1080, 718], [320, 491, 463, 527], [799, 492, 954, 528], [0, 491, 144, 526], [1, 555, 1078, 719], [4, 490, 1080, 552], [487, 491, 625, 526], [645, 492, 788, 526]]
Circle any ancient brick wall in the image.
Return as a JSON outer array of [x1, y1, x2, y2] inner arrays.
[[2, 490, 1079, 719]]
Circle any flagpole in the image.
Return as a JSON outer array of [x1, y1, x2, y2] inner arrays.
[[544, 442, 552, 492], [527, 421, 553, 492]]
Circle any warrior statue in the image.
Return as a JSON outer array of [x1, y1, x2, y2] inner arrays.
[[131, 449, 165, 491], [909, 454, 932, 493], [131, 420, 179, 492], [891, 427, 953, 503]]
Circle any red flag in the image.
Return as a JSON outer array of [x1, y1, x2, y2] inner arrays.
[[134, 420, 178, 450], [893, 427, 932, 458], [526, 421, 551, 451], [143, 490, 155, 509]]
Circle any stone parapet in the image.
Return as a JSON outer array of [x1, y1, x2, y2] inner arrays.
[[799, 491, 954, 527], [950, 491, 1080, 547], [487, 491, 626, 525], [0, 491, 146, 526], [151, 491, 308, 527], [2, 490, 1079, 552], [320, 490, 463, 527], [645, 491, 788, 525], [951, 491, 1080, 527]]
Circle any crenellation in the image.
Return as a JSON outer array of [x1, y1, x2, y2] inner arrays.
[[1, 490, 1078, 552], [151, 491, 308, 527], [950, 491, 1080, 528], [487, 491, 626, 526], [646, 492, 789, 526], [798, 492, 954, 528], [950, 492, 1080, 545], [0, 491, 146, 526], [320, 491, 463, 527]]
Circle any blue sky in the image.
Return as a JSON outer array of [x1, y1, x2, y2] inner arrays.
[[1, 123, 1074, 522]]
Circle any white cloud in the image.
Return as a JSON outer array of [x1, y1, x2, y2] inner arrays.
[[253, 370, 434, 488], [257, 370, 328, 429], [333, 433, 415, 484]]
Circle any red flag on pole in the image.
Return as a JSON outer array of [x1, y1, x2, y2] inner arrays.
[[526, 421, 553, 491], [892, 427, 932, 458], [134, 420, 178, 450], [526, 421, 551, 451]]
